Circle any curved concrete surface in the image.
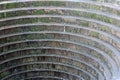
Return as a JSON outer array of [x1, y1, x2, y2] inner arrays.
[[0, 0, 120, 80]]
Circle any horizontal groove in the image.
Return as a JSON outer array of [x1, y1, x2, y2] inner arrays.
[[0, 46, 104, 70], [0, 13, 120, 28], [0, 36, 119, 63], [2, 15, 119, 41], [0, 24, 119, 45], [1, 24, 120, 52], [0, 46, 109, 78], [1, 19, 120, 39], [24, 76, 68, 80], [0, 0, 120, 16], [0, 23, 120, 52], [0, 59, 99, 75], [0, 7, 120, 24], [0, 14, 120, 31], [0, 45, 112, 80], [25, 76, 68, 80], [0, 14, 119, 58], [0, 24, 119, 62], [0, 15, 119, 42], [0, 1, 120, 80], [0, 54, 102, 79], [0, 55, 102, 77], [1, 28, 117, 62], [0, 39, 115, 65], [1, 69, 86, 80], [0, 15, 120, 44], [0, 39, 115, 77], [0, 54, 100, 79], [0, 31, 119, 70], [0, 22, 120, 35], [1, 32, 118, 74], [0, 31, 119, 78], [0, 62, 95, 80]]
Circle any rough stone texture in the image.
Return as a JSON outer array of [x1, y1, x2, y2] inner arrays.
[[0, 0, 120, 80]]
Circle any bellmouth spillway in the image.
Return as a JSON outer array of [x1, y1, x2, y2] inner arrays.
[[0, 0, 120, 80]]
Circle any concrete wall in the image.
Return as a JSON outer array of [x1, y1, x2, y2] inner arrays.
[[0, 0, 120, 80]]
